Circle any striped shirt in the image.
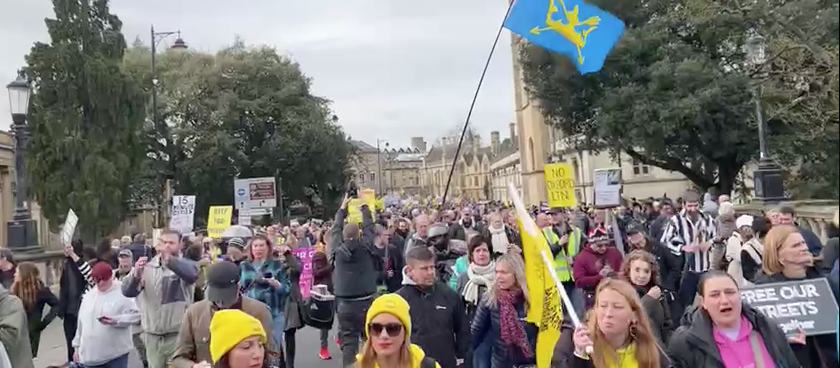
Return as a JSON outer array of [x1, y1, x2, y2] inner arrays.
[[76, 259, 95, 292], [660, 209, 717, 272]]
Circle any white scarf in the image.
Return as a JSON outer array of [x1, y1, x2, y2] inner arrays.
[[488, 225, 510, 254], [462, 261, 496, 304]]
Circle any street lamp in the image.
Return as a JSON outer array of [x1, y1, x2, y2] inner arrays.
[[150, 25, 187, 227], [6, 75, 39, 251], [746, 33, 786, 203], [376, 139, 389, 194]]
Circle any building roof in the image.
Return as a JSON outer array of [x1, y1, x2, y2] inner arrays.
[[425, 143, 461, 163], [352, 140, 378, 153], [489, 137, 518, 165]]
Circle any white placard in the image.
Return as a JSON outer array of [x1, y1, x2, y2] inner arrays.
[[61, 209, 78, 245], [169, 195, 196, 234], [594, 168, 622, 207]]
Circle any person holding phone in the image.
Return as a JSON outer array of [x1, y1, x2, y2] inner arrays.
[[240, 234, 291, 364]]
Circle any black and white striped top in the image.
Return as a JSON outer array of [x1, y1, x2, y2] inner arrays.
[[659, 209, 718, 272], [75, 259, 96, 292]]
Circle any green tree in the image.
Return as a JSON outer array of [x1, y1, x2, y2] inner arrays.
[[519, 0, 837, 196], [123, 40, 356, 222], [25, 0, 145, 238]]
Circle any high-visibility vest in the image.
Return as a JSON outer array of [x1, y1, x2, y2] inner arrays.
[[545, 227, 581, 282]]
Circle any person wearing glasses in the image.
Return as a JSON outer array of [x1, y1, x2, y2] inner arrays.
[[354, 293, 441, 368]]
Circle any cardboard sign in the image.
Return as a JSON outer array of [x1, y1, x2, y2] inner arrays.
[[61, 209, 78, 245], [169, 195, 196, 234], [544, 163, 577, 207], [741, 278, 839, 336], [293, 246, 316, 299]]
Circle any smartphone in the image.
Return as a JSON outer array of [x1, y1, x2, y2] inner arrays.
[[263, 272, 273, 279]]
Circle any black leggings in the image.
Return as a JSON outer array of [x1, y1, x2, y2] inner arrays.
[[63, 313, 78, 362], [284, 329, 297, 368]]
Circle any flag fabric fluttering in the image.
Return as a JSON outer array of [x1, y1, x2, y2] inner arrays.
[[508, 183, 564, 368], [504, 0, 625, 74]]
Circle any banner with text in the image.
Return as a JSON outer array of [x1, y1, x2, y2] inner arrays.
[[741, 278, 839, 336], [293, 246, 316, 299], [207, 205, 233, 239], [594, 168, 622, 207], [169, 195, 196, 234], [544, 163, 577, 207]]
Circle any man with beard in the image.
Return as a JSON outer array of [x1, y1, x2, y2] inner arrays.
[[660, 191, 716, 309], [391, 217, 410, 253], [449, 207, 480, 241], [649, 199, 676, 242]]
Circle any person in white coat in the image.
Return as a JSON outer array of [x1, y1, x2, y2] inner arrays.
[[725, 215, 754, 286], [73, 261, 140, 368]]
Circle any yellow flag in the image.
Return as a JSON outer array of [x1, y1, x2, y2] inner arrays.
[[508, 183, 563, 368]]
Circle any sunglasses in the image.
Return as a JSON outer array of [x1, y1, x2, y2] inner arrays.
[[368, 322, 403, 337]]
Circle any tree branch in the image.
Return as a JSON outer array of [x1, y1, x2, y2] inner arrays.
[[624, 148, 715, 189]]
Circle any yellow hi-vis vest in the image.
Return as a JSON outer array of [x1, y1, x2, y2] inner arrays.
[[543, 226, 581, 282]]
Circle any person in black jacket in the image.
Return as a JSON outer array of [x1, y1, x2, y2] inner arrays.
[[330, 194, 380, 368], [669, 271, 801, 368], [371, 223, 404, 293], [397, 246, 471, 368], [56, 240, 95, 364]]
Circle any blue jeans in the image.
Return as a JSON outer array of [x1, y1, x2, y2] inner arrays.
[[472, 340, 491, 368], [86, 353, 129, 368], [272, 312, 286, 350]]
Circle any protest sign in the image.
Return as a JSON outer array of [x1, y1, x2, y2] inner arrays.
[[347, 188, 376, 224], [293, 246, 316, 299], [594, 168, 622, 207], [169, 195, 196, 234], [544, 163, 577, 207], [207, 205, 233, 238], [741, 278, 839, 336], [61, 209, 78, 245]]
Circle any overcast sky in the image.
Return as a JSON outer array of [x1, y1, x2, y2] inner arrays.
[[0, 0, 516, 149]]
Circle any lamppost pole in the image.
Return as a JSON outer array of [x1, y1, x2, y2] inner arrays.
[[150, 25, 187, 228], [747, 33, 786, 203], [6, 74, 39, 251], [376, 139, 389, 194]]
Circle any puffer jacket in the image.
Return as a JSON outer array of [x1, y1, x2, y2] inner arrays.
[[668, 304, 800, 368], [633, 284, 672, 343], [754, 268, 839, 368], [0, 285, 34, 368], [121, 255, 199, 335], [470, 294, 537, 368]]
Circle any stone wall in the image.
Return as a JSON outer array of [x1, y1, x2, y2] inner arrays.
[[734, 199, 838, 242]]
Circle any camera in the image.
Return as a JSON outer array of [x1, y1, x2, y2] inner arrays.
[[347, 180, 359, 198]]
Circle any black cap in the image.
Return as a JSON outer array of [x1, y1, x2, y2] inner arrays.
[[206, 261, 241, 304], [228, 237, 246, 250]]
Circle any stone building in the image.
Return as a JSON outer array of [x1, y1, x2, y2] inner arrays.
[[489, 123, 522, 202]]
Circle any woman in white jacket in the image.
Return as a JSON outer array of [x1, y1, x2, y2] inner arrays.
[[73, 262, 140, 368], [725, 215, 755, 286]]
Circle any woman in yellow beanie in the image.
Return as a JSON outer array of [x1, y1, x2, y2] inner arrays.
[[355, 294, 441, 368], [209, 309, 274, 368]]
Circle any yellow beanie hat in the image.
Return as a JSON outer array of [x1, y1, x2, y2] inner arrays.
[[209, 309, 267, 363], [365, 293, 412, 338]]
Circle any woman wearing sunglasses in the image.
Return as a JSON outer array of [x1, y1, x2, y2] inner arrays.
[[355, 294, 441, 368]]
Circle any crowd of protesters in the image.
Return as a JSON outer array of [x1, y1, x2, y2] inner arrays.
[[0, 189, 837, 368]]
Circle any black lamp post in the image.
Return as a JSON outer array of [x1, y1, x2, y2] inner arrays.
[[150, 25, 187, 227], [747, 33, 787, 203], [6, 75, 39, 251]]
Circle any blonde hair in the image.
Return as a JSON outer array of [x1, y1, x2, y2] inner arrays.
[[586, 278, 662, 368], [762, 224, 802, 275], [355, 332, 414, 368], [484, 252, 530, 308]]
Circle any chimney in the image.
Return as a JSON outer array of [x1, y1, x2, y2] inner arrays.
[[509, 122, 517, 142], [490, 131, 500, 154], [441, 137, 447, 164], [472, 134, 481, 154], [411, 136, 427, 153]]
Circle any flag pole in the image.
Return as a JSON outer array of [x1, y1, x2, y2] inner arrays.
[[440, 1, 516, 207]]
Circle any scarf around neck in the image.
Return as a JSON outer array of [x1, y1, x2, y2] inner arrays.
[[498, 287, 533, 357], [488, 225, 510, 254], [462, 261, 495, 304]]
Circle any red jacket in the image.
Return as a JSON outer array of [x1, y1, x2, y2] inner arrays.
[[573, 245, 623, 291]]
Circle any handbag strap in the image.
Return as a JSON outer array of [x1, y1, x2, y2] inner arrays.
[[749, 330, 766, 368]]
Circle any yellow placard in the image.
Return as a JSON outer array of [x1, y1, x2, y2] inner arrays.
[[207, 205, 233, 238], [544, 163, 577, 207], [347, 188, 376, 224]]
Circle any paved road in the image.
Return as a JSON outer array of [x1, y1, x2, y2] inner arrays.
[[34, 318, 344, 368]]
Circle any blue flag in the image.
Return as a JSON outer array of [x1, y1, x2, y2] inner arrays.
[[505, 0, 625, 74]]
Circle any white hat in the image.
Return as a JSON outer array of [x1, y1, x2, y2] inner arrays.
[[736, 215, 754, 229]]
